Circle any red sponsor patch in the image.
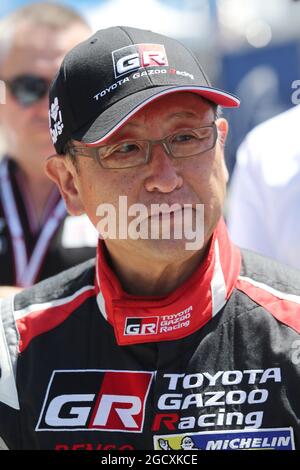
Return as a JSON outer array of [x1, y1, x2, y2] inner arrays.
[[36, 370, 154, 433]]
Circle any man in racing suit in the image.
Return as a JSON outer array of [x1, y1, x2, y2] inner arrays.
[[0, 26, 299, 451]]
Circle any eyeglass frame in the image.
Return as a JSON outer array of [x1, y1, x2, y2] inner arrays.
[[66, 122, 219, 170]]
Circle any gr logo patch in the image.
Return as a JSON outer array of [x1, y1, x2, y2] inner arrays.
[[112, 44, 168, 79], [36, 370, 154, 432], [125, 317, 159, 336]]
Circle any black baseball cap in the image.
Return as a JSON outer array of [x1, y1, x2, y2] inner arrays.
[[49, 26, 240, 154]]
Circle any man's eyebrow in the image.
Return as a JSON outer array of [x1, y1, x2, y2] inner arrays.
[[168, 111, 198, 119], [124, 111, 198, 128]]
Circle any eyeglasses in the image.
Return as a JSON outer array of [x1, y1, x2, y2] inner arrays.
[[3, 74, 50, 106], [67, 123, 218, 170]]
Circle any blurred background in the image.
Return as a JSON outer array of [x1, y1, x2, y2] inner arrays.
[[1, 0, 300, 174]]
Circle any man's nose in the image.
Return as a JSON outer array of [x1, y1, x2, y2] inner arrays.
[[144, 143, 183, 193]]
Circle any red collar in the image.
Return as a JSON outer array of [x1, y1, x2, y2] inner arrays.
[[94, 218, 241, 346]]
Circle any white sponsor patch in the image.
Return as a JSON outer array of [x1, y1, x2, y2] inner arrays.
[[154, 428, 295, 450], [49, 97, 64, 145]]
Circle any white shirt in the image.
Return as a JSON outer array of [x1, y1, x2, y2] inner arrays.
[[227, 105, 300, 269]]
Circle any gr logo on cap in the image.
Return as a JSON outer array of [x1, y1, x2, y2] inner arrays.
[[112, 43, 168, 78]]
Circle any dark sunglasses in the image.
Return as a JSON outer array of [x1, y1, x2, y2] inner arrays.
[[4, 74, 50, 106]]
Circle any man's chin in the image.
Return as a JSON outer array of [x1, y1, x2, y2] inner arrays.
[[132, 237, 202, 258]]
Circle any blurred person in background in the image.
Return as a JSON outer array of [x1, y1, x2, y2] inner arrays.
[[0, 2, 97, 297], [227, 105, 300, 269]]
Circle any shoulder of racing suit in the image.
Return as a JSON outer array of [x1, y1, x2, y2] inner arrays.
[[14, 257, 96, 311], [0, 258, 96, 399], [235, 248, 300, 335], [241, 248, 300, 296]]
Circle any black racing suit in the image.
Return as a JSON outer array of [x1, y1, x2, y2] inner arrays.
[[0, 220, 299, 450]]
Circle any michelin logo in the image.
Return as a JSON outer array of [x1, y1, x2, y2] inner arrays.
[[154, 428, 295, 450]]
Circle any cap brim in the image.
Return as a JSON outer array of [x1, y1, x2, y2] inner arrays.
[[73, 85, 240, 146]]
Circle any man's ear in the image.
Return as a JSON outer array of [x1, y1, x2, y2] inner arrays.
[[216, 118, 229, 183], [216, 118, 229, 148], [45, 156, 85, 216]]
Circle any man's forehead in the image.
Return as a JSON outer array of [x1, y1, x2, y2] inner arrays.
[[14, 23, 85, 55], [2, 22, 89, 76]]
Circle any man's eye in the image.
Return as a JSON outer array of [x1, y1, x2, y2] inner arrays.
[[115, 143, 140, 154], [101, 142, 141, 160], [172, 133, 197, 143]]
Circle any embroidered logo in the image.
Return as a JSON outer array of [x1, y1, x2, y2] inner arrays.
[[112, 44, 168, 79], [36, 369, 154, 432], [49, 97, 64, 145]]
